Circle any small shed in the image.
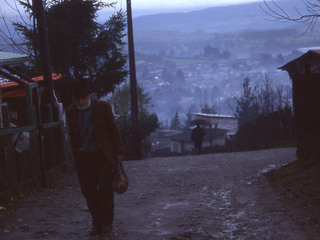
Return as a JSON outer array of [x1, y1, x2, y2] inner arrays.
[[0, 51, 30, 127], [279, 50, 320, 158], [0, 51, 67, 195], [192, 113, 238, 135], [169, 128, 228, 154]]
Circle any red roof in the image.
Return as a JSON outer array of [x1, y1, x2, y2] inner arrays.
[[1, 73, 62, 98]]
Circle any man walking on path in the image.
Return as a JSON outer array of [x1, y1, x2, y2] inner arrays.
[[66, 79, 125, 236], [191, 124, 205, 155]]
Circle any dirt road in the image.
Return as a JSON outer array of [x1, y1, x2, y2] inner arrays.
[[1, 147, 319, 240]]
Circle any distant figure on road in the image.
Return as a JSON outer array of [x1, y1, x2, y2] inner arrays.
[[191, 124, 205, 155], [66, 79, 125, 236]]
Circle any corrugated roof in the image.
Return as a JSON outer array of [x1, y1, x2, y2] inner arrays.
[[0, 73, 62, 98], [193, 113, 238, 119], [0, 51, 30, 66]]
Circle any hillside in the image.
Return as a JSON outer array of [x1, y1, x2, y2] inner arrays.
[[133, 0, 307, 33]]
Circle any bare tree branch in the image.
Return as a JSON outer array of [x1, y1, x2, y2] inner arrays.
[[260, 0, 320, 35], [0, 10, 27, 54], [0, 0, 36, 56]]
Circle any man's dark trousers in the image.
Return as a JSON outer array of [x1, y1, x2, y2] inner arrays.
[[194, 142, 202, 155], [75, 152, 114, 228]]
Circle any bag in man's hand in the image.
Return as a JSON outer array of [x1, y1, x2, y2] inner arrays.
[[112, 162, 128, 194]]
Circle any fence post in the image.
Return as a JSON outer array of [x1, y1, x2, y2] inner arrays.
[[1, 104, 18, 188], [1, 103, 10, 129], [25, 84, 47, 187], [46, 104, 57, 167]]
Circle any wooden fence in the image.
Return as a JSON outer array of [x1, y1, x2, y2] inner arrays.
[[234, 107, 295, 152], [0, 83, 67, 201]]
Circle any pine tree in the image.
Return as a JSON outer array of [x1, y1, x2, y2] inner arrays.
[[236, 77, 259, 128], [113, 83, 159, 140], [170, 111, 181, 130], [183, 109, 193, 130], [13, 0, 127, 98]]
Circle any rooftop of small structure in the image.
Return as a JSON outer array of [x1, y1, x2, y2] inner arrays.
[[0, 51, 30, 66]]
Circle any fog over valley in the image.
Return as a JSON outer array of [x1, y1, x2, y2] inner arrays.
[[127, 0, 316, 123], [0, 0, 317, 124]]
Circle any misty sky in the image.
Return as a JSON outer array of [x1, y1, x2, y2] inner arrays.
[[108, 0, 262, 16], [129, 0, 261, 9], [1, 0, 263, 18]]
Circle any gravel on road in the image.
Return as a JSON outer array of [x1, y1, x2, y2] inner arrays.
[[1, 147, 319, 240]]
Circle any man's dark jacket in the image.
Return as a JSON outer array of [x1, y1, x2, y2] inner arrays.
[[191, 126, 205, 143], [66, 99, 124, 167]]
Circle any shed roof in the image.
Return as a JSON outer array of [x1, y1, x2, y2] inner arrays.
[[193, 113, 238, 119], [279, 50, 320, 74], [0, 51, 30, 66]]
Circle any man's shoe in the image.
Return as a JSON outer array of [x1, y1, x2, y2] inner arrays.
[[89, 226, 102, 236], [102, 223, 113, 233]]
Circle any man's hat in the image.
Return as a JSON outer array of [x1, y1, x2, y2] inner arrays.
[[72, 76, 94, 99]]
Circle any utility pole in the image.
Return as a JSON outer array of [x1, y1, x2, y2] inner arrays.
[[126, 0, 141, 160], [32, 0, 56, 187], [32, 0, 55, 105]]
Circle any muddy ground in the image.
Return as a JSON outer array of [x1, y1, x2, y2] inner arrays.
[[0, 147, 320, 240]]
